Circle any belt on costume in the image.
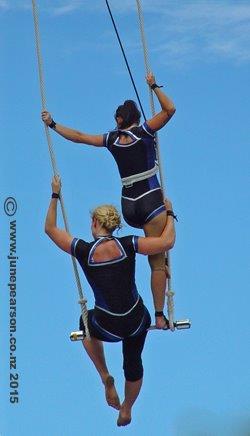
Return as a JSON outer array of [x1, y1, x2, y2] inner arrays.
[[121, 164, 158, 187]]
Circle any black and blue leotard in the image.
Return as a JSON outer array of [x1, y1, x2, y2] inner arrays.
[[71, 235, 151, 381], [103, 122, 165, 228]]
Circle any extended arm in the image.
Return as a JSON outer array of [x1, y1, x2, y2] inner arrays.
[[145, 72, 176, 132], [41, 111, 104, 146], [45, 176, 73, 253], [137, 200, 176, 255]]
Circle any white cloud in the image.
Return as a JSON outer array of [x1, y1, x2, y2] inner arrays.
[[50, 0, 135, 15], [130, 1, 250, 67], [0, 0, 30, 10], [47, 1, 250, 66], [51, 0, 84, 16], [0, 0, 9, 10], [53, 4, 79, 16], [2, 0, 250, 66]]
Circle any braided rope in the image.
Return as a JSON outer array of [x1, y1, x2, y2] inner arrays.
[[135, 0, 175, 330], [31, 0, 89, 339]]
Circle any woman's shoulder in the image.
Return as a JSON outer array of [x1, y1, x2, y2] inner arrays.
[[71, 238, 93, 255], [114, 235, 139, 252], [140, 122, 156, 137], [129, 122, 155, 138], [103, 128, 119, 147]]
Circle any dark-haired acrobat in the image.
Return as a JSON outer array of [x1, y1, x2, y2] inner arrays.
[[42, 72, 176, 329]]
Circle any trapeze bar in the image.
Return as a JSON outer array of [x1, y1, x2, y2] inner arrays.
[[148, 319, 191, 330], [69, 319, 191, 341]]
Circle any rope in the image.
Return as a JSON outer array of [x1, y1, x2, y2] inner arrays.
[[166, 290, 175, 328], [135, 0, 175, 330], [105, 0, 146, 121], [31, 0, 90, 339]]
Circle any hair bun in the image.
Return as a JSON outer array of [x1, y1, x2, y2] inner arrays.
[[115, 100, 141, 129], [91, 205, 122, 233]]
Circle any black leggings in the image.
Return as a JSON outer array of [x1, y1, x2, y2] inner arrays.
[[122, 329, 148, 381], [79, 304, 151, 381]]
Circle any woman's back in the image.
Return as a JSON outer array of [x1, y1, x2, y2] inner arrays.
[[104, 123, 157, 179], [71, 235, 140, 315]]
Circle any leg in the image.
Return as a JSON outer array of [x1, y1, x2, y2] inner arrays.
[[118, 326, 149, 426], [81, 310, 121, 411], [143, 211, 169, 329], [82, 337, 120, 410], [117, 379, 142, 426]]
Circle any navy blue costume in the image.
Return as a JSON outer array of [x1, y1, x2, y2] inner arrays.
[[103, 122, 165, 228], [71, 235, 151, 381]]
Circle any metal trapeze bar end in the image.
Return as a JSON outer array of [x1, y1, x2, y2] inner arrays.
[[70, 330, 86, 341], [174, 319, 191, 330]]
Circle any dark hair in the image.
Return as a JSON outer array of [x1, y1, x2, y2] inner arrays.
[[115, 100, 141, 129]]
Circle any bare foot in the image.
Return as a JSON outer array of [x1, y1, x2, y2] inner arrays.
[[117, 405, 132, 427], [104, 375, 120, 410]]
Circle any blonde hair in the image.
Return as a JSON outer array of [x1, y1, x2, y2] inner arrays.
[[91, 205, 122, 233]]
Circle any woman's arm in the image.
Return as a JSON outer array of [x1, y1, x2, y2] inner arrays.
[[45, 176, 73, 253], [145, 73, 176, 132], [41, 111, 104, 147], [137, 200, 176, 255]]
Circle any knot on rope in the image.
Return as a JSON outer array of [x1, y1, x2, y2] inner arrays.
[[166, 290, 175, 331], [78, 298, 87, 306]]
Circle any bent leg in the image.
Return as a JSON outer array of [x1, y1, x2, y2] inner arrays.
[[82, 336, 108, 384], [82, 336, 120, 410], [143, 211, 169, 329], [81, 311, 120, 410]]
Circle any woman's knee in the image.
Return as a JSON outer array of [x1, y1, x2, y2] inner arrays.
[[123, 357, 143, 382], [122, 329, 148, 381]]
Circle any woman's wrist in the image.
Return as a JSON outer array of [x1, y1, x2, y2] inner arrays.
[[150, 83, 163, 90], [49, 119, 57, 129], [155, 310, 164, 317], [52, 192, 60, 199]]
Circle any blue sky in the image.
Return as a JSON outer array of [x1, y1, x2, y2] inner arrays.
[[1, 1, 250, 435]]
